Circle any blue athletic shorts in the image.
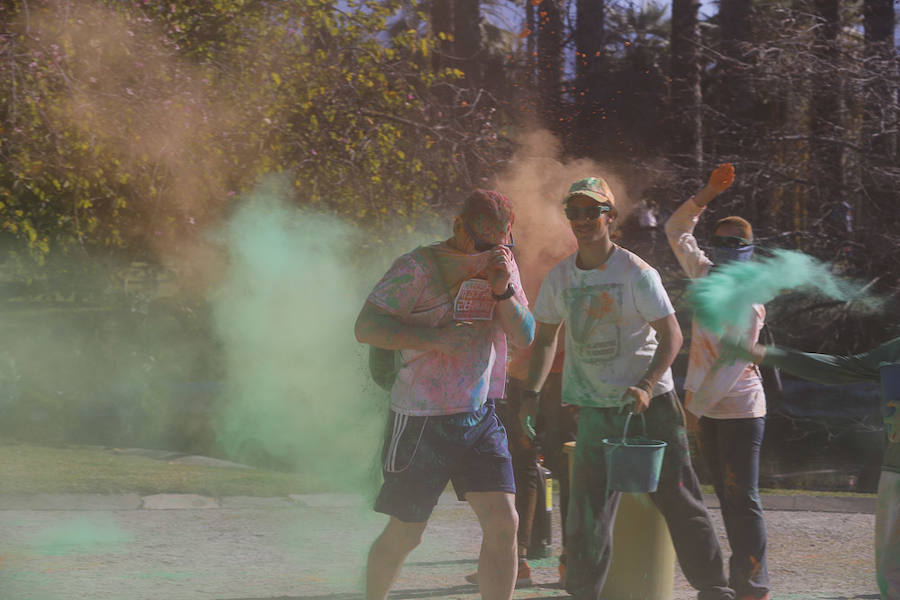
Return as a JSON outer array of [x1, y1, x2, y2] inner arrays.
[[374, 399, 516, 523]]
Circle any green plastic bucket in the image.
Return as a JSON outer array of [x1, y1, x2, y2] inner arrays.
[[601, 412, 667, 493]]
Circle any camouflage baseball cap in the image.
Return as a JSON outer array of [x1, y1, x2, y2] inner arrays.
[[562, 177, 615, 207]]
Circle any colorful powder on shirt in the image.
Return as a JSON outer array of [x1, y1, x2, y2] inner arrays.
[[686, 249, 882, 336]]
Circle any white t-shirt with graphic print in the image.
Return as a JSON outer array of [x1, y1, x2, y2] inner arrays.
[[533, 247, 676, 408]]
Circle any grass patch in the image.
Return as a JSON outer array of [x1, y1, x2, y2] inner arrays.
[[699, 483, 876, 499], [0, 442, 331, 496], [0, 441, 877, 499], [757, 487, 877, 498]]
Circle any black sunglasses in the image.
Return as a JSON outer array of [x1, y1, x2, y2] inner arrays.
[[463, 221, 515, 252], [710, 235, 751, 249], [564, 204, 612, 221]]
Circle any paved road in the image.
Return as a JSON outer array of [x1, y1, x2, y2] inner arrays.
[[0, 492, 880, 600]]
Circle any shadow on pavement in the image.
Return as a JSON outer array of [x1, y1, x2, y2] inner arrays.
[[405, 558, 478, 567], [233, 581, 568, 600], [227, 585, 476, 600]]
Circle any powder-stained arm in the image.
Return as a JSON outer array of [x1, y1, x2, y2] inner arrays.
[[625, 313, 684, 413], [485, 246, 535, 347], [627, 267, 683, 411], [664, 164, 734, 279], [356, 249, 489, 356], [664, 195, 711, 279], [355, 301, 436, 351], [756, 336, 900, 385], [524, 320, 563, 394], [355, 301, 489, 356], [518, 320, 564, 432], [518, 266, 566, 431], [494, 296, 535, 348]]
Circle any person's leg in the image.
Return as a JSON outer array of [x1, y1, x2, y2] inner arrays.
[[370, 410, 452, 598], [557, 403, 578, 536], [366, 517, 428, 600], [556, 444, 571, 583], [554, 402, 577, 584], [467, 491, 519, 600], [698, 417, 732, 585], [698, 416, 725, 499], [564, 407, 621, 599], [497, 383, 539, 559], [713, 417, 768, 599], [539, 372, 573, 576], [875, 470, 900, 599], [454, 399, 521, 591], [646, 392, 734, 600]]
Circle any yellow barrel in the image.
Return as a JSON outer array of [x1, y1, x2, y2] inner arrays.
[[562, 442, 676, 600], [545, 474, 553, 509]]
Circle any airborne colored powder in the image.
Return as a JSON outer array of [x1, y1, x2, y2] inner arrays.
[[209, 177, 395, 495], [30, 517, 133, 556], [686, 249, 882, 336]]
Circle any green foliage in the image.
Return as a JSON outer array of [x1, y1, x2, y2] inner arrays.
[[0, 0, 506, 274]]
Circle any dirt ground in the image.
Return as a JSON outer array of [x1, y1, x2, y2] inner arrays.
[[0, 492, 879, 600]]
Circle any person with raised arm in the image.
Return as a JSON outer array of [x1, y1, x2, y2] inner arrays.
[[665, 163, 770, 600]]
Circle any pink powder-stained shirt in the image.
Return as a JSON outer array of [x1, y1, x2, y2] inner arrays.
[[664, 197, 766, 419], [366, 243, 527, 416]]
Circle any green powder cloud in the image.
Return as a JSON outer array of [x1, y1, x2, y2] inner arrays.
[[210, 176, 401, 495], [30, 517, 133, 556], [686, 249, 882, 336]]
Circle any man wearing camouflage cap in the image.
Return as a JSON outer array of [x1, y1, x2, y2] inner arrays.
[[519, 177, 734, 599]]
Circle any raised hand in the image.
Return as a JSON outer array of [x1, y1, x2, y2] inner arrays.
[[708, 163, 735, 193], [485, 245, 514, 295]]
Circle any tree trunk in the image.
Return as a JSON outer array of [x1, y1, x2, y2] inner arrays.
[[809, 0, 845, 238], [453, 0, 482, 86], [430, 0, 453, 72], [537, 0, 564, 131], [717, 0, 754, 157], [863, 0, 893, 47], [526, 0, 537, 89], [863, 0, 896, 160], [857, 0, 896, 262], [574, 0, 604, 154], [670, 0, 703, 178]]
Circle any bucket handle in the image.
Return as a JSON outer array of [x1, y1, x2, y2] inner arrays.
[[621, 411, 647, 445]]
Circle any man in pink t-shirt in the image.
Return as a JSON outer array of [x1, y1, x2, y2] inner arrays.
[[355, 189, 536, 600]]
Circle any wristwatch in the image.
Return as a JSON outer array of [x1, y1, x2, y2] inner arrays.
[[491, 284, 515, 301], [521, 389, 540, 399]]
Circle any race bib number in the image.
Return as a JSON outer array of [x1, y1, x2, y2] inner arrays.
[[454, 279, 496, 321]]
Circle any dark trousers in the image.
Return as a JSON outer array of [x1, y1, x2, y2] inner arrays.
[[566, 392, 734, 600], [498, 374, 576, 552], [699, 416, 769, 599]]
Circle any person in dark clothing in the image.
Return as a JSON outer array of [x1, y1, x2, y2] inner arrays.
[[725, 335, 900, 600]]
